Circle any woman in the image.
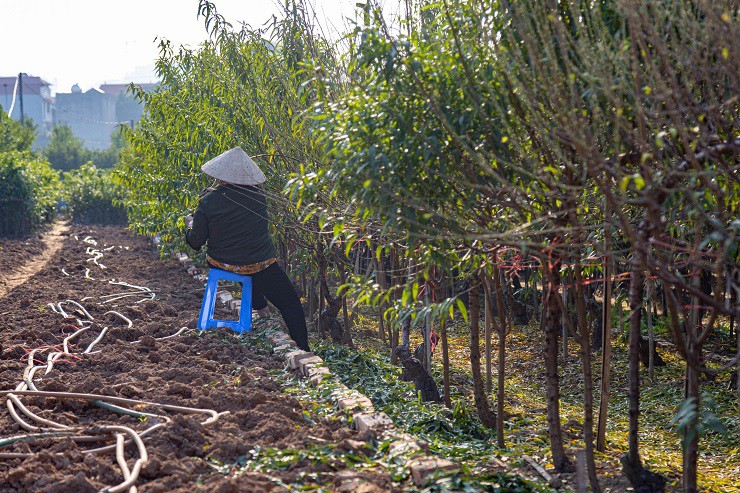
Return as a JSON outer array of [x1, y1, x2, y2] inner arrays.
[[184, 147, 309, 351]]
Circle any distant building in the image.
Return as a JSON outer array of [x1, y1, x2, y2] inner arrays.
[[0, 75, 54, 147], [55, 85, 119, 150], [99, 82, 157, 96], [1, 74, 157, 150], [100, 82, 157, 125], [53, 82, 157, 149]]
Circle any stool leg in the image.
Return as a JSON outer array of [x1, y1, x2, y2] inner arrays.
[[237, 277, 253, 332], [198, 271, 219, 330]]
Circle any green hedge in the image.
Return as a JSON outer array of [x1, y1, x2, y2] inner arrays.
[[62, 164, 127, 225], [0, 151, 60, 236]]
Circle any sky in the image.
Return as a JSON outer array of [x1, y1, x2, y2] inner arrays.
[[0, 0, 372, 95]]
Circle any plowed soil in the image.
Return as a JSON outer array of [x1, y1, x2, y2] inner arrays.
[[0, 234, 46, 279], [0, 225, 388, 492], [0, 233, 47, 298]]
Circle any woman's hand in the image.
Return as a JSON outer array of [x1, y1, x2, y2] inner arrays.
[[185, 215, 194, 229]]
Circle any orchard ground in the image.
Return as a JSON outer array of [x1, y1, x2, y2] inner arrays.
[[0, 224, 737, 492]]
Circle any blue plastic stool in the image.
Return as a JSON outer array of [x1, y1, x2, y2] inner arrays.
[[198, 267, 253, 333]]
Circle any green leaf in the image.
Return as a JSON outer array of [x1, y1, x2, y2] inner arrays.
[[456, 298, 468, 323]]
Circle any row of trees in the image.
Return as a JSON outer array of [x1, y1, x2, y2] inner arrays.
[[0, 109, 61, 235], [44, 125, 125, 171], [0, 110, 126, 233], [117, 1, 738, 491]]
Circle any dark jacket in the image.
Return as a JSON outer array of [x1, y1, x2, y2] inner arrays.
[[185, 184, 278, 265]]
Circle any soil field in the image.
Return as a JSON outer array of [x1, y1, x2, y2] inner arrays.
[[0, 234, 46, 280], [0, 225, 389, 492]]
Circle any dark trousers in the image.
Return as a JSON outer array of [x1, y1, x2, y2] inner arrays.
[[250, 263, 309, 351]]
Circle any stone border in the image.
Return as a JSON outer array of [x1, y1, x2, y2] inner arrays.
[[171, 251, 460, 487]]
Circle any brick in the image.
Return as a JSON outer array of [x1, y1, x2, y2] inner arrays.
[[354, 412, 393, 433], [328, 386, 350, 403], [299, 356, 324, 376], [338, 396, 374, 412], [271, 332, 290, 341], [301, 363, 323, 377], [285, 350, 312, 369], [307, 366, 329, 378], [270, 338, 291, 347], [389, 437, 421, 457], [310, 373, 326, 386], [284, 349, 306, 361], [409, 458, 457, 485], [274, 342, 296, 353], [334, 471, 383, 493], [272, 344, 295, 361]]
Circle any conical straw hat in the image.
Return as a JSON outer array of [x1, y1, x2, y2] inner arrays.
[[201, 147, 266, 185]]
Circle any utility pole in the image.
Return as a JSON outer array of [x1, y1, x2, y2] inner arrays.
[[18, 73, 25, 126]]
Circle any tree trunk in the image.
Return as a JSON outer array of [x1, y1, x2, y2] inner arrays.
[[485, 277, 493, 394], [337, 259, 356, 348], [390, 249, 400, 365], [441, 316, 452, 408], [647, 279, 655, 383], [491, 260, 509, 448], [301, 268, 307, 302], [378, 302, 386, 342], [375, 254, 387, 342], [562, 274, 569, 361], [542, 260, 574, 472], [735, 262, 740, 431], [683, 347, 700, 493], [308, 274, 317, 320], [621, 228, 665, 493], [469, 277, 496, 428], [341, 294, 355, 348], [573, 259, 601, 492], [596, 253, 613, 452], [318, 277, 325, 339], [441, 272, 452, 408], [423, 289, 432, 371], [626, 242, 644, 468]]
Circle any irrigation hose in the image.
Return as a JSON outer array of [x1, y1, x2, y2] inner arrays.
[[82, 422, 167, 455], [0, 235, 223, 492], [0, 390, 225, 425], [113, 433, 137, 493], [6, 393, 71, 431], [97, 425, 147, 493], [57, 300, 94, 321], [84, 327, 110, 354]]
